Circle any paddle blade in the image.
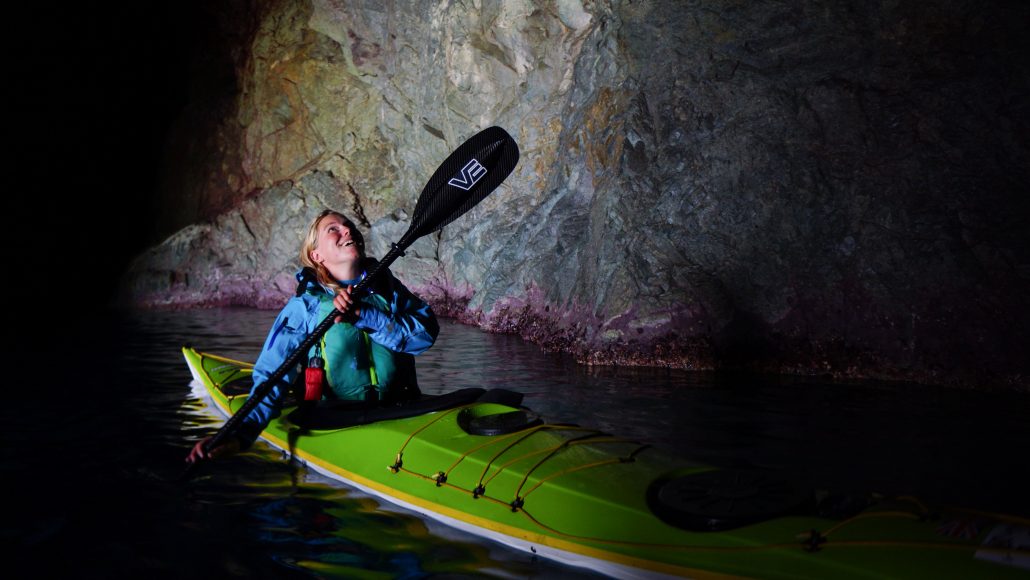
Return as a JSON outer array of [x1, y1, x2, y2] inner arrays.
[[405, 126, 519, 242]]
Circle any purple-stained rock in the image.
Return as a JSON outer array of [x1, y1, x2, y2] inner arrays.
[[122, 0, 1030, 389]]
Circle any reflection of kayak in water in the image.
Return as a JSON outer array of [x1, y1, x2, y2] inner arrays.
[[184, 346, 1030, 579]]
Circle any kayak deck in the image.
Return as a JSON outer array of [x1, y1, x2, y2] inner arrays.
[[183, 347, 1030, 579]]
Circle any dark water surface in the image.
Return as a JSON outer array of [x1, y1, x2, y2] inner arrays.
[[4, 307, 1029, 578]]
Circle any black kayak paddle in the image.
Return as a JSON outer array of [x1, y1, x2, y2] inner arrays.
[[183, 126, 519, 478]]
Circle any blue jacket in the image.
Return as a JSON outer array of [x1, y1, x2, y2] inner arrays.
[[237, 265, 438, 446]]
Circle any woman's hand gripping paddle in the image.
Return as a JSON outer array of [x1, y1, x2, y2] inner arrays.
[[182, 126, 519, 479]]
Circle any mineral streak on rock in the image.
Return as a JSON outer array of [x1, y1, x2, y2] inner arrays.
[[123, 0, 1030, 389]]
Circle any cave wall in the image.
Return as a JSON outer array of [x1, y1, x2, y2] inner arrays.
[[123, 0, 1030, 388]]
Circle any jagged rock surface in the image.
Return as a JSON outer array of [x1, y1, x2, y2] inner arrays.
[[123, 0, 1030, 389]]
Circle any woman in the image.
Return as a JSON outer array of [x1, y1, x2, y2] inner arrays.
[[187, 209, 439, 461]]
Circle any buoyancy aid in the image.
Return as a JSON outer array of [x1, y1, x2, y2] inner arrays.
[[304, 281, 418, 402]]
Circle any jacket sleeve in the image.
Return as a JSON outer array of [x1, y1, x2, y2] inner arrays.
[[354, 274, 439, 355], [237, 296, 314, 448]]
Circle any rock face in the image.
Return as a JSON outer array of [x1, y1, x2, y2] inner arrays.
[[123, 0, 1030, 389]]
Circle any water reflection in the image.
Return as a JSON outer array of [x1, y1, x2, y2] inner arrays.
[[4, 306, 1028, 579]]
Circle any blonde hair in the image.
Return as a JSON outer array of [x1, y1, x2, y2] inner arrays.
[[299, 209, 365, 293]]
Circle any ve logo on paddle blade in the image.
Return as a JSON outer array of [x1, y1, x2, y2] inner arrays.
[[448, 158, 487, 190]]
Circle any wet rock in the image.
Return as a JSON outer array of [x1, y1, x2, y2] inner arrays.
[[123, 171, 367, 309], [124, 0, 1030, 389]]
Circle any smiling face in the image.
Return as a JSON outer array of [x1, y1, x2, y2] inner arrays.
[[299, 209, 367, 287], [310, 214, 361, 265]]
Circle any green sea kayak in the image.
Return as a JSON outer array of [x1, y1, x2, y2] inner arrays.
[[183, 347, 1029, 579]]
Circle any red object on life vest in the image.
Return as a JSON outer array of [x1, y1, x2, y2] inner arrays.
[[305, 357, 325, 401]]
